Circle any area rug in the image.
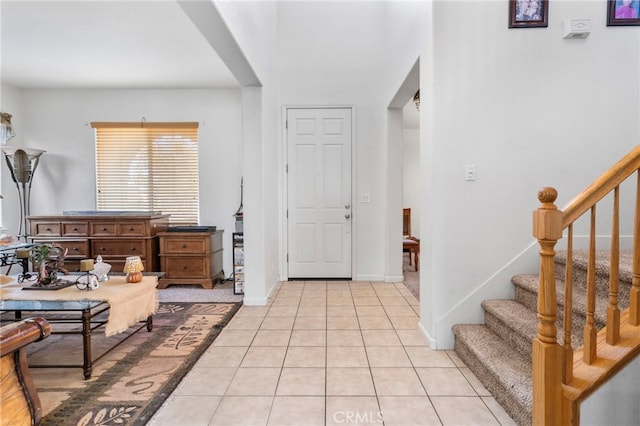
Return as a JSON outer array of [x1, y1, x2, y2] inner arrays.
[[26, 302, 241, 426]]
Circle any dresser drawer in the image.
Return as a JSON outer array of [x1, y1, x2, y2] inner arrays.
[[62, 222, 89, 237], [164, 238, 209, 254], [91, 223, 117, 236], [92, 239, 145, 257], [33, 222, 61, 237], [55, 240, 90, 258], [119, 222, 146, 236], [164, 257, 208, 279]]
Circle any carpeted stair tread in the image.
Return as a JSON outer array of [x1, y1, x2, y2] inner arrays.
[[481, 299, 537, 359], [555, 250, 634, 283], [452, 324, 531, 426]]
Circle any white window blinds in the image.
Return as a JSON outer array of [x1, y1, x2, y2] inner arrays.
[[91, 122, 199, 224]]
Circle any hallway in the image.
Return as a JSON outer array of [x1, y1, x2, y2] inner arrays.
[[150, 280, 516, 425]]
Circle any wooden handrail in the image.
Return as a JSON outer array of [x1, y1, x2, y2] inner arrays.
[[562, 146, 640, 228], [533, 145, 640, 425]]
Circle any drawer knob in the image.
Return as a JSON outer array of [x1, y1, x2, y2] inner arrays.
[[183, 266, 188, 270], [129, 227, 134, 231], [100, 247, 106, 251], [182, 244, 187, 249], [130, 247, 137, 251], [72, 247, 79, 252], [101, 227, 107, 231], [46, 228, 51, 231], [72, 227, 78, 231]]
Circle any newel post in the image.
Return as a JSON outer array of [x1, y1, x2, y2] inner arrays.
[[532, 187, 564, 425]]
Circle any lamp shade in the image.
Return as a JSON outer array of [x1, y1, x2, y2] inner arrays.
[[123, 256, 144, 273]]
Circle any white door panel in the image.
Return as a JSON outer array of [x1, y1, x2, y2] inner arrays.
[[287, 108, 352, 278]]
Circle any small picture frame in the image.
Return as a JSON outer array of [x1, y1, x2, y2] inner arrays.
[[607, 0, 640, 26], [509, 0, 549, 28]]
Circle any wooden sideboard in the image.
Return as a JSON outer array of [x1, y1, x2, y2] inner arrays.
[[157, 230, 224, 289], [28, 213, 170, 272]]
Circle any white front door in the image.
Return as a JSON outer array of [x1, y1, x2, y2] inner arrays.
[[287, 108, 352, 278]]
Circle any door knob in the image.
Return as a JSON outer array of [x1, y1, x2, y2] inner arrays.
[[345, 213, 351, 219], [345, 204, 351, 209]]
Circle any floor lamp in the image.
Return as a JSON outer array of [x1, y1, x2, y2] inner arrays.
[[2, 147, 46, 242]]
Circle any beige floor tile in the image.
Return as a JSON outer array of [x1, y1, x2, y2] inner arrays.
[[396, 329, 429, 346], [326, 346, 369, 367], [355, 305, 386, 317], [260, 316, 295, 330], [266, 306, 298, 317], [460, 367, 491, 396], [226, 367, 281, 396], [294, 316, 327, 330], [325, 396, 381, 426], [378, 396, 441, 426], [416, 367, 478, 396], [276, 367, 325, 395], [482, 396, 518, 425], [327, 316, 360, 330], [445, 350, 466, 368], [378, 296, 409, 306], [327, 288, 351, 296], [357, 316, 393, 330], [209, 396, 273, 426], [197, 346, 248, 368], [289, 329, 326, 346], [365, 346, 412, 367], [268, 396, 325, 426], [327, 297, 355, 307], [212, 329, 257, 347], [327, 330, 364, 346], [326, 282, 350, 290], [389, 315, 419, 329], [236, 306, 269, 317], [174, 367, 236, 396], [405, 347, 457, 368], [361, 330, 402, 346], [148, 395, 220, 426], [284, 346, 326, 367], [327, 306, 357, 317], [276, 289, 303, 298], [349, 281, 373, 288], [299, 296, 327, 307], [297, 306, 327, 317], [241, 346, 287, 367], [252, 329, 292, 346], [384, 305, 419, 316], [326, 368, 375, 396], [370, 367, 426, 396], [271, 296, 301, 307], [430, 396, 500, 425], [350, 289, 376, 297], [225, 315, 264, 330], [353, 296, 381, 306], [374, 287, 402, 297]]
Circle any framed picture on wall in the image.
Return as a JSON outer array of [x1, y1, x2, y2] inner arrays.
[[509, 0, 549, 28], [607, 0, 640, 26]]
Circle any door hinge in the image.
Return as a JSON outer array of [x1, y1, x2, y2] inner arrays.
[[286, 253, 289, 262], [286, 209, 288, 218], [286, 164, 288, 173], [285, 119, 288, 129]]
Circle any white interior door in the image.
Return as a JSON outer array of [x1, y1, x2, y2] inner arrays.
[[287, 108, 352, 278]]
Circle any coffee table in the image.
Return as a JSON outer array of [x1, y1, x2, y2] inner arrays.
[[0, 275, 158, 379]]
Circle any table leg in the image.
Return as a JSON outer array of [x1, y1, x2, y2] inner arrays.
[[146, 315, 153, 332], [81, 309, 92, 379]]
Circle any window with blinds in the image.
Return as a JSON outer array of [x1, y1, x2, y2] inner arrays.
[[91, 122, 199, 224]]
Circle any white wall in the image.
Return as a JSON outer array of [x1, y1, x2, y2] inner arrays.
[[420, 0, 640, 348], [0, 87, 243, 277]]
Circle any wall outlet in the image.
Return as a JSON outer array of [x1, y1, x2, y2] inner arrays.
[[465, 165, 476, 181]]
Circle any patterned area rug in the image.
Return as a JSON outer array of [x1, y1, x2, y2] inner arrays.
[[25, 302, 241, 426]]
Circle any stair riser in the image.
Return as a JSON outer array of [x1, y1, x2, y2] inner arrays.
[[454, 337, 530, 426], [484, 310, 532, 359]]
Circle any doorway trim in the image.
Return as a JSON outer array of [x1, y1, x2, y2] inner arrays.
[[280, 105, 357, 281]]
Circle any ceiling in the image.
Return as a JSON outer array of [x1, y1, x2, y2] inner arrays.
[[0, 1, 240, 90]]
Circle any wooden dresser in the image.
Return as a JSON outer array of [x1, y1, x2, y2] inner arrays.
[[28, 213, 170, 272], [157, 229, 224, 289]]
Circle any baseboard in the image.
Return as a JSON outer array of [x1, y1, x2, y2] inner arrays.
[[385, 275, 404, 283], [418, 320, 437, 349], [353, 274, 385, 282]]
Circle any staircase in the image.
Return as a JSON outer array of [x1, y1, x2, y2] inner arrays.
[[452, 250, 634, 426]]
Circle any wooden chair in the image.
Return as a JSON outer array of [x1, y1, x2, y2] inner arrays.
[[0, 317, 51, 426], [402, 208, 420, 271]]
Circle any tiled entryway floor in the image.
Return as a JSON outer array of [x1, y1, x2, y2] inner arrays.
[[149, 281, 516, 425]]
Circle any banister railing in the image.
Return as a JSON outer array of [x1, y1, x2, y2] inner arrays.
[[532, 145, 640, 425]]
